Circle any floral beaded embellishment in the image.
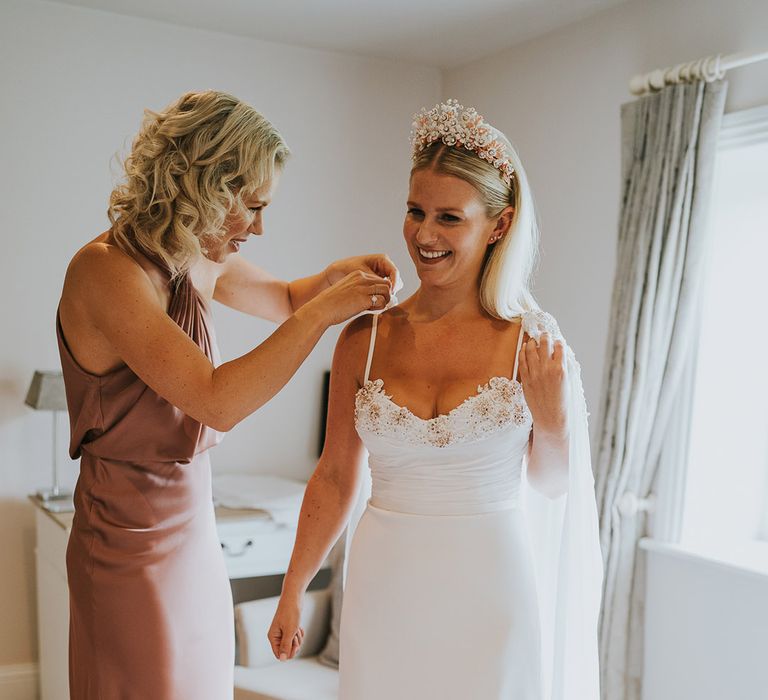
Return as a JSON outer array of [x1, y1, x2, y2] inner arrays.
[[521, 309, 561, 340], [354, 376, 531, 449], [410, 99, 515, 187]]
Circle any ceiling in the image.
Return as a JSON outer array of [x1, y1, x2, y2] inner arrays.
[[48, 0, 630, 68]]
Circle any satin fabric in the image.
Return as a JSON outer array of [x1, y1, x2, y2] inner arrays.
[[57, 271, 234, 700]]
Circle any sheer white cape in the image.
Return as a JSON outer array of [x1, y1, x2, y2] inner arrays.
[[521, 311, 602, 700]]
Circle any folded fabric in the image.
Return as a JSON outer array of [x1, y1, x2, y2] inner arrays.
[[213, 474, 306, 527]]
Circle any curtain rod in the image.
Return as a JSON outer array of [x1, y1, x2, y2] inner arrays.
[[629, 49, 768, 95]]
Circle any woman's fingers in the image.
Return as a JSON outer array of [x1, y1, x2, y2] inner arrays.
[[378, 254, 399, 284], [368, 283, 393, 309], [345, 272, 391, 307], [316, 269, 398, 324], [278, 629, 295, 660], [539, 333, 567, 373], [531, 332, 563, 364], [267, 625, 283, 659], [292, 630, 304, 658], [268, 598, 305, 661], [328, 254, 401, 292], [540, 332, 552, 357], [270, 619, 300, 661], [287, 627, 305, 659], [518, 336, 529, 381], [518, 332, 568, 433], [367, 253, 401, 291], [525, 337, 540, 373], [552, 338, 566, 369], [522, 333, 565, 382]]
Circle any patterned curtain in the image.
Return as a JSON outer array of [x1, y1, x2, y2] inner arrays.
[[594, 79, 728, 700]]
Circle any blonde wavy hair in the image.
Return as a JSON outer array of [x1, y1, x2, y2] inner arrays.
[[411, 137, 541, 321], [108, 90, 290, 278]]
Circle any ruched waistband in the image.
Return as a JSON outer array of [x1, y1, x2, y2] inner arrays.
[[367, 496, 520, 517]]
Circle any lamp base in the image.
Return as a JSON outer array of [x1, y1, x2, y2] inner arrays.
[[36, 488, 71, 501], [36, 489, 74, 513], [42, 498, 75, 513]]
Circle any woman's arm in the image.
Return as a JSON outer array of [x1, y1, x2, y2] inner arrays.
[[212, 255, 295, 322], [267, 316, 371, 661], [213, 253, 400, 323], [519, 332, 570, 498], [63, 244, 390, 432], [527, 428, 569, 498], [212, 254, 329, 323]]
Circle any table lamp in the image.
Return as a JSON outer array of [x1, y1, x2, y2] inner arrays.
[[25, 370, 71, 504]]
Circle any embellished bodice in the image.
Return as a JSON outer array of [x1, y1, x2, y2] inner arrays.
[[353, 309, 564, 515], [356, 375, 530, 449]]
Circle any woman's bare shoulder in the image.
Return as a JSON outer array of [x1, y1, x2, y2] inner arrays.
[[68, 234, 146, 277], [63, 234, 165, 312], [336, 314, 375, 356], [332, 309, 404, 388]]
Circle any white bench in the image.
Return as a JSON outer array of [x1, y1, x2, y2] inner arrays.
[[234, 590, 339, 700]]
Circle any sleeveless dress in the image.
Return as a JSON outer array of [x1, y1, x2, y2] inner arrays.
[[57, 271, 234, 700], [339, 309, 603, 700]]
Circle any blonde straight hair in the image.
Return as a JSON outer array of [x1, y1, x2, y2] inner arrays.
[[411, 139, 541, 320], [108, 90, 290, 278]]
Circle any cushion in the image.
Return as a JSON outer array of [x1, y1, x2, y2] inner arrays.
[[236, 590, 331, 668], [317, 544, 344, 668]]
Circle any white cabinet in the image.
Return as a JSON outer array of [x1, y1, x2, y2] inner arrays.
[[34, 507, 70, 700], [217, 512, 298, 580], [32, 498, 301, 700]]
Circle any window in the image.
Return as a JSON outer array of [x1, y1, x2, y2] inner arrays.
[[681, 105, 768, 556]]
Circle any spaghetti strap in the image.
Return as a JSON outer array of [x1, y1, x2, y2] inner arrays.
[[512, 320, 525, 382], [363, 314, 379, 384]]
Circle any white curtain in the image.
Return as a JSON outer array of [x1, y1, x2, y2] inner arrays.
[[594, 79, 728, 700]]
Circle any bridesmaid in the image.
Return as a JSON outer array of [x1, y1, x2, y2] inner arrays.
[[57, 90, 397, 699]]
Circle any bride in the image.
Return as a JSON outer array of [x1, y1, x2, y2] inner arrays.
[[268, 99, 602, 699]]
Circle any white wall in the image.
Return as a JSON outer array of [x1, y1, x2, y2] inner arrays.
[[0, 0, 439, 672], [444, 0, 768, 427], [641, 541, 768, 700]]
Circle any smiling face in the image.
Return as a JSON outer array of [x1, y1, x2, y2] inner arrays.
[[404, 168, 510, 289], [202, 176, 279, 263]]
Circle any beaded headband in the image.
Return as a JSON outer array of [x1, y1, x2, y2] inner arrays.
[[410, 99, 515, 187]]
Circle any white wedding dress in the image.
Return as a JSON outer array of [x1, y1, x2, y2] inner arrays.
[[338, 309, 602, 700]]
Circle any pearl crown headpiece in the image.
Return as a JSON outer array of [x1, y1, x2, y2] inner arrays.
[[410, 99, 515, 187]]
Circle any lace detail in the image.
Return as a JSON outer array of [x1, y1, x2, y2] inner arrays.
[[521, 308, 583, 375], [353, 309, 575, 448], [355, 376, 531, 448], [521, 309, 562, 342]]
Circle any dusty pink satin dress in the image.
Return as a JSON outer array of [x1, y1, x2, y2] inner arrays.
[[57, 272, 234, 699]]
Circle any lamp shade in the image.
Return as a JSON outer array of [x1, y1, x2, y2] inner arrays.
[[25, 371, 68, 411]]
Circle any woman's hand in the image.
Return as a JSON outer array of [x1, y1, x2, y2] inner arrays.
[[519, 331, 568, 436], [305, 270, 393, 326], [282, 254, 401, 320], [267, 594, 305, 662], [325, 254, 401, 295]]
